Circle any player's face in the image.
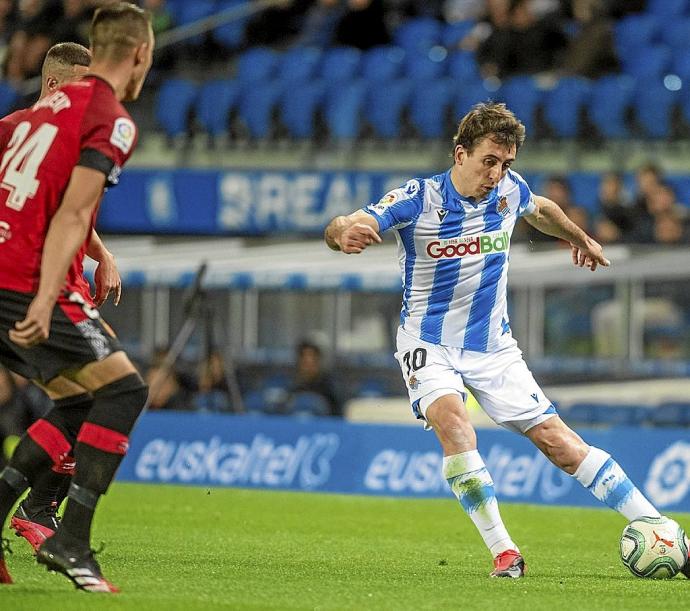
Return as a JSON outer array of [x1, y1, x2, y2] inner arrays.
[[454, 136, 516, 199], [124, 26, 154, 102]]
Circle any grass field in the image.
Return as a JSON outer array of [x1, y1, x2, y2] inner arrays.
[[1, 483, 688, 610]]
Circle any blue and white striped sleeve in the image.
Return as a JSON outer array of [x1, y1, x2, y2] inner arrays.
[[510, 171, 537, 217], [363, 179, 424, 232]]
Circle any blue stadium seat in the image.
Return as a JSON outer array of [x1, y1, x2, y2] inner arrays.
[[355, 378, 387, 398], [393, 17, 443, 53], [409, 78, 454, 139], [213, 0, 248, 49], [324, 80, 367, 140], [564, 403, 600, 425], [646, 0, 688, 18], [196, 79, 240, 137], [447, 50, 481, 82], [0, 81, 18, 116], [236, 47, 279, 84], [287, 392, 330, 417], [320, 47, 362, 82], [405, 52, 447, 80], [280, 81, 326, 139], [175, 0, 216, 45], [649, 403, 690, 427], [595, 404, 647, 427], [660, 17, 690, 49], [243, 389, 267, 413], [454, 81, 493, 117], [614, 15, 660, 57], [154, 78, 198, 138], [238, 81, 286, 139], [678, 85, 690, 129], [588, 75, 635, 138], [442, 20, 476, 48], [633, 82, 679, 139], [278, 46, 322, 83], [568, 172, 603, 213], [671, 52, 690, 80], [494, 76, 542, 134], [543, 77, 591, 138], [621, 44, 672, 80], [362, 46, 406, 81], [364, 78, 413, 139]]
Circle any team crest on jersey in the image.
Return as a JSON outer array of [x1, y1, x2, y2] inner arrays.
[[110, 117, 135, 154], [497, 196, 510, 218], [408, 375, 420, 390], [0, 221, 11, 244]]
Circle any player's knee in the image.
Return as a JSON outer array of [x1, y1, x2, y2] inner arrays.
[[90, 373, 148, 433]]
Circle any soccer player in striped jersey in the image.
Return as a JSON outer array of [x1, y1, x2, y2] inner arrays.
[[325, 102, 680, 578]]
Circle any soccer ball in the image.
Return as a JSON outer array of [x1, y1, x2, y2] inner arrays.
[[620, 516, 689, 579]]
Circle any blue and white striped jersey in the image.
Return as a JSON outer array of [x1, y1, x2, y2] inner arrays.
[[364, 169, 536, 352]]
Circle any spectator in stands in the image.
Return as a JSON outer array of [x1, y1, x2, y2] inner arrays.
[[625, 163, 663, 243], [195, 349, 233, 412], [51, 0, 94, 46], [476, 0, 567, 78], [559, 0, 619, 78], [333, 0, 390, 50], [243, 0, 312, 48], [647, 183, 690, 245], [0, 0, 17, 69], [288, 340, 343, 417], [145, 362, 195, 411], [594, 172, 634, 243], [142, 0, 175, 71], [524, 175, 589, 244]]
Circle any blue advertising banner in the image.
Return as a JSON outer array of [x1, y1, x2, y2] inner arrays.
[[117, 413, 690, 512]]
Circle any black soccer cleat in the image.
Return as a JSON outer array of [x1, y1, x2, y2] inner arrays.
[[10, 501, 59, 552], [36, 535, 119, 593]]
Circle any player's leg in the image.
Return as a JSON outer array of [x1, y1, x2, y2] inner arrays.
[[10, 376, 91, 551], [524, 417, 661, 520], [395, 330, 523, 578]]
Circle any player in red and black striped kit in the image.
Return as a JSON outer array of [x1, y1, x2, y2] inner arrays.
[[0, 3, 153, 593], [0, 41, 127, 556]]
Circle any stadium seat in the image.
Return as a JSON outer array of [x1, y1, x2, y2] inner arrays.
[[454, 81, 493, 117], [236, 47, 279, 84], [243, 389, 267, 413], [595, 404, 647, 427], [355, 378, 387, 398], [175, 0, 216, 45], [154, 78, 198, 138], [671, 52, 690, 81], [405, 52, 447, 80], [447, 50, 481, 82], [649, 403, 690, 427], [0, 81, 18, 117], [238, 80, 286, 139], [280, 81, 326, 139], [196, 78, 241, 137], [393, 17, 443, 53], [542, 77, 592, 138], [362, 46, 406, 81], [409, 78, 454, 139], [320, 47, 362, 82], [613, 15, 660, 57], [213, 0, 249, 49], [646, 0, 688, 18], [442, 20, 476, 49], [494, 76, 542, 135], [660, 17, 690, 49], [364, 78, 413, 139], [633, 82, 679, 139], [324, 80, 367, 140], [564, 403, 600, 426], [286, 392, 330, 417], [620, 44, 672, 80], [567, 172, 603, 213], [278, 46, 322, 83], [587, 75, 635, 138]]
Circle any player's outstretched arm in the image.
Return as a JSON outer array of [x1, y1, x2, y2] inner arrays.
[[87, 229, 122, 307], [9, 167, 106, 347], [524, 195, 610, 272], [324, 210, 382, 254]]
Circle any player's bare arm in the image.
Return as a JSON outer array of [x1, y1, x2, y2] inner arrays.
[[324, 210, 382, 254], [10, 167, 106, 347], [87, 229, 121, 307], [524, 195, 610, 271]]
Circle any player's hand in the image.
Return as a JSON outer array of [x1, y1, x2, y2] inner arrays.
[[92, 251, 122, 307], [9, 297, 54, 347], [337, 223, 382, 254], [570, 237, 610, 272]]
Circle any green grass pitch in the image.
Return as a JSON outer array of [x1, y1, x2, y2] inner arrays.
[[2, 482, 688, 610]]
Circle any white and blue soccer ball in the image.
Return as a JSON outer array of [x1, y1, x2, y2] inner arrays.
[[620, 516, 689, 579]]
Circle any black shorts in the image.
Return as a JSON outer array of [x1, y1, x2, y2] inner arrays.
[[0, 289, 122, 383]]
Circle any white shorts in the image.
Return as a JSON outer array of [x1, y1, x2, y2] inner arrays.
[[394, 327, 557, 434]]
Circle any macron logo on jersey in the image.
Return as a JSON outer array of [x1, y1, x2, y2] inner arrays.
[[426, 230, 509, 259], [110, 117, 135, 154]]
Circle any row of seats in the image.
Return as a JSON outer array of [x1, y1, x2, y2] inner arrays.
[[155, 58, 690, 141], [561, 402, 690, 427]]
